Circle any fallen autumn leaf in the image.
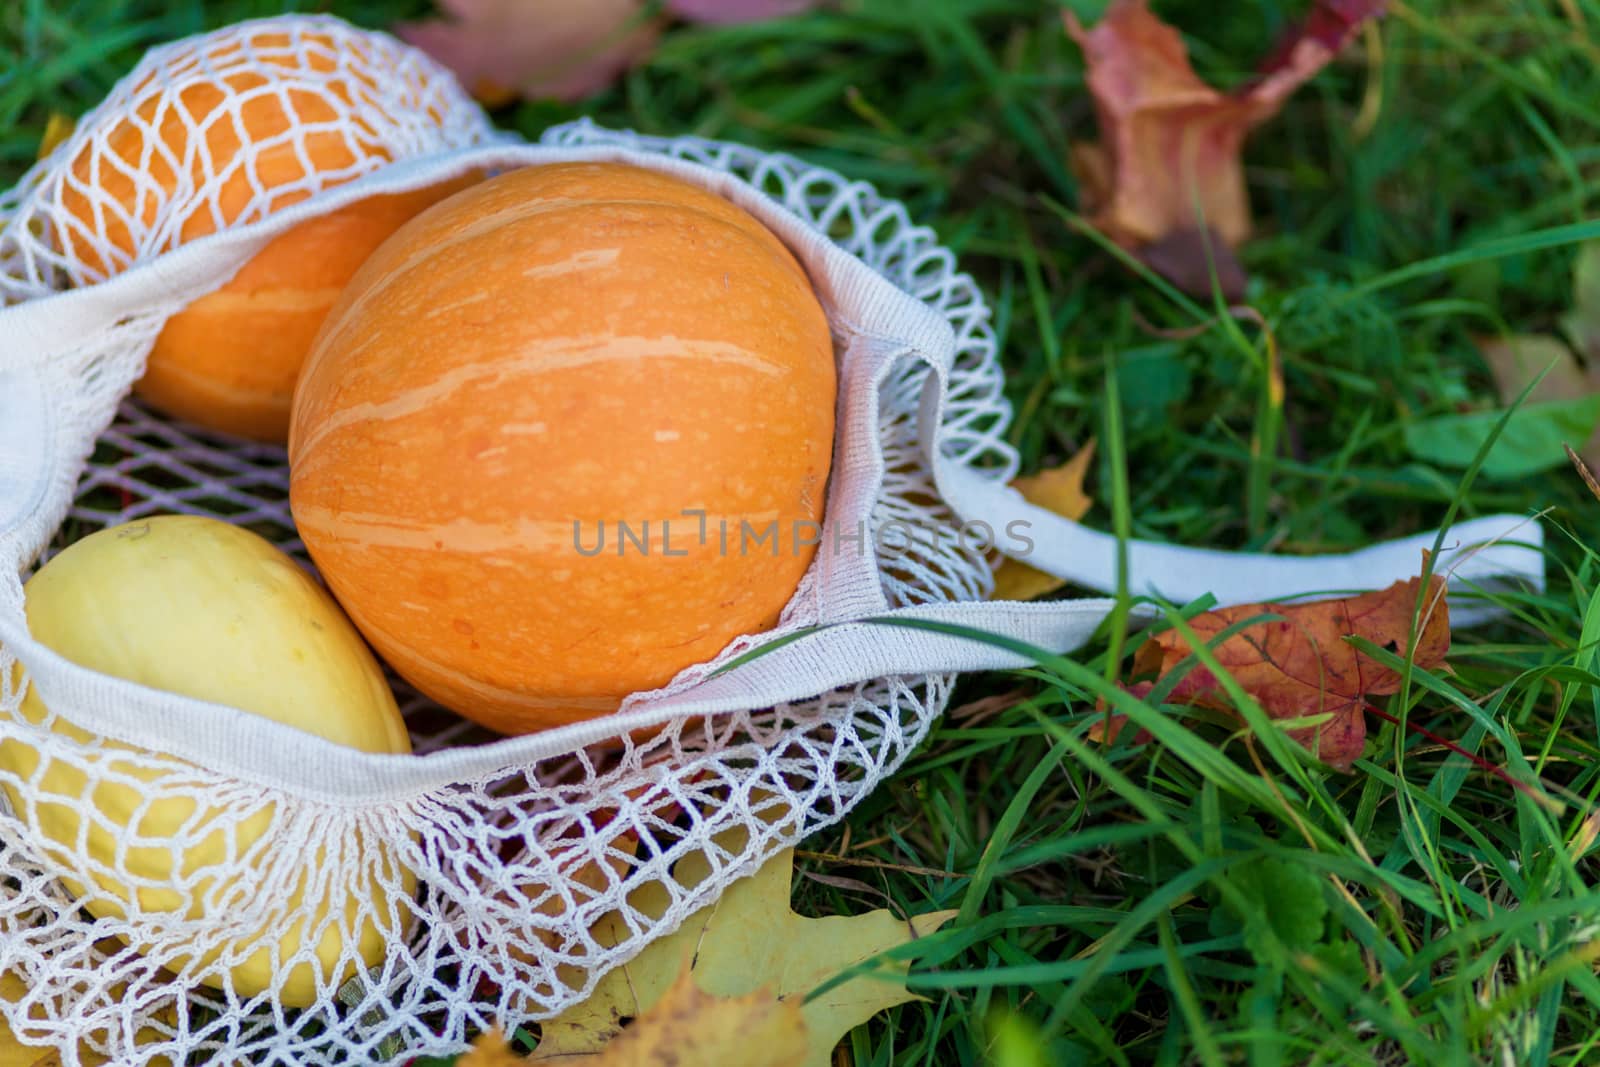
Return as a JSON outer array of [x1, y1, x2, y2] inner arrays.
[[1065, 0, 1384, 296], [1113, 568, 1449, 770], [530, 845, 954, 1067], [457, 1030, 524, 1067], [466, 972, 809, 1067], [35, 113, 74, 161]]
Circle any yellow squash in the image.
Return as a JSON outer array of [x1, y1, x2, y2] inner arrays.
[[0, 516, 412, 1007]]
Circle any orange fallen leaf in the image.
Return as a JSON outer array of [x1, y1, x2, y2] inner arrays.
[[1065, 0, 1384, 296], [990, 442, 1095, 602], [1085, 707, 1148, 748], [1112, 567, 1448, 770]]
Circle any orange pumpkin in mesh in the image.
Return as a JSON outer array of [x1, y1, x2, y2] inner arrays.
[[289, 163, 837, 734], [54, 28, 472, 442]]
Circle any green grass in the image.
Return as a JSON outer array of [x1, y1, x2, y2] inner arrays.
[[8, 0, 1600, 1063]]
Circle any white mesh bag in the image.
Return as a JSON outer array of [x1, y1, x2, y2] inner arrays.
[[0, 14, 1548, 1065]]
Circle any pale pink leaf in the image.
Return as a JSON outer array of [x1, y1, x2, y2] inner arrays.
[[398, 0, 659, 105], [667, 0, 817, 24]]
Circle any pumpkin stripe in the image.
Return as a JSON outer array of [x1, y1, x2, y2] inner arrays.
[[520, 247, 621, 280], [291, 335, 789, 461], [295, 505, 784, 554], [420, 289, 492, 318]]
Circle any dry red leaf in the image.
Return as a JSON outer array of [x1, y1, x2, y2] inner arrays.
[[1065, 0, 1383, 294], [1115, 570, 1449, 770]]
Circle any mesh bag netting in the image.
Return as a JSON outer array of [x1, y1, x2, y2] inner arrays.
[[0, 14, 1548, 1066]]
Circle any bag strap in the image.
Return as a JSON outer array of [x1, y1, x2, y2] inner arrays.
[[911, 349, 1545, 630], [936, 460, 1545, 628]]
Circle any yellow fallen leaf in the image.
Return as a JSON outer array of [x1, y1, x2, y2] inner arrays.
[[36, 113, 74, 161], [25, 112, 77, 259], [458, 1029, 524, 1066], [2, 972, 53, 1067], [532, 845, 954, 1067], [574, 972, 806, 1067], [990, 441, 1095, 602], [2, 966, 176, 1067], [468, 972, 807, 1067]]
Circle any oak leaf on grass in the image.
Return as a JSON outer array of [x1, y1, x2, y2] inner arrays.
[[1106, 569, 1449, 770], [464, 972, 809, 1067], [1065, 0, 1384, 297], [521, 844, 954, 1066]]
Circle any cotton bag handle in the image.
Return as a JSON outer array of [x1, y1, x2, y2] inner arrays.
[[938, 462, 1544, 628], [910, 334, 1547, 630]]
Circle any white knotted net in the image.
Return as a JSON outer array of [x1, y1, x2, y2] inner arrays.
[[0, 15, 1035, 1065]]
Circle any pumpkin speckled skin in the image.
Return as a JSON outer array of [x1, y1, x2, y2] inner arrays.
[[55, 28, 467, 442], [0, 516, 412, 1007], [289, 162, 836, 734]]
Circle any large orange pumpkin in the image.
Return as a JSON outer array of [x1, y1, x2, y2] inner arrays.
[[55, 28, 470, 441], [289, 163, 836, 733]]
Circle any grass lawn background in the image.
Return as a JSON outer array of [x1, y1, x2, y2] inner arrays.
[[5, 1, 1600, 1063]]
